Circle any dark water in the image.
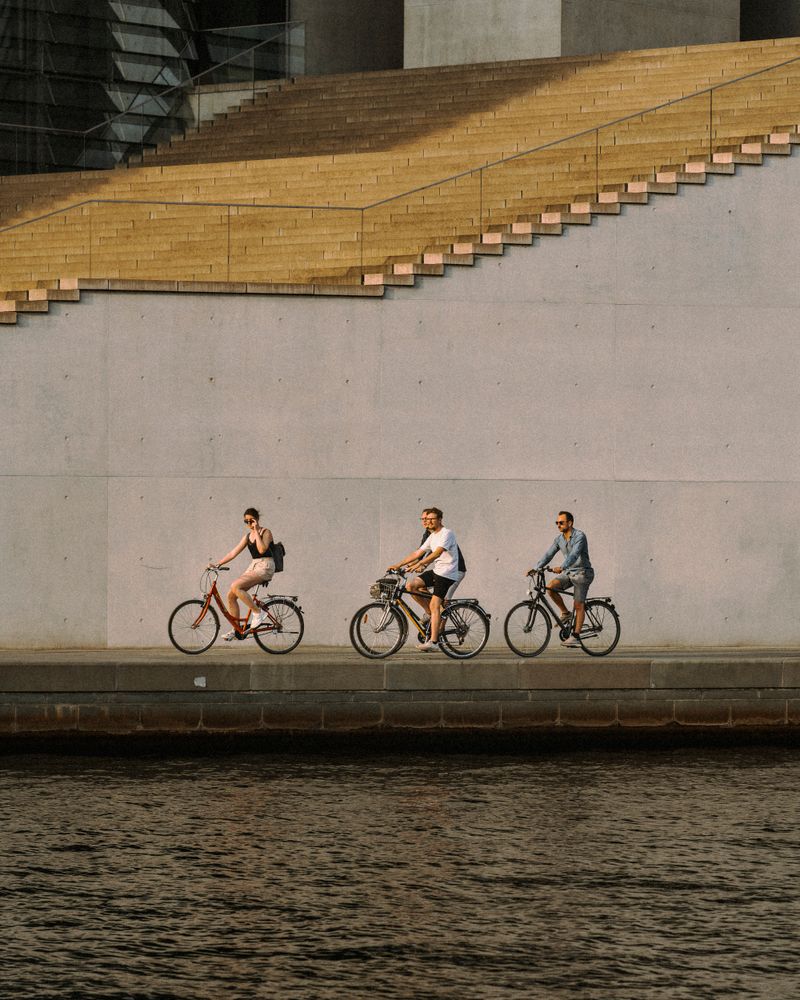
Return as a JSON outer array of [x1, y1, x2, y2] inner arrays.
[[1, 749, 799, 999]]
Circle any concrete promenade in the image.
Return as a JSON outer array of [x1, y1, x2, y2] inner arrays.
[[1, 646, 799, 750]]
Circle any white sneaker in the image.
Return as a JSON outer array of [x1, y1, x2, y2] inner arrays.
[[562, 635, 581, 648], [223, 629, 237, 642], [250, 610, 267, 629], [416, 639, 440, 652]]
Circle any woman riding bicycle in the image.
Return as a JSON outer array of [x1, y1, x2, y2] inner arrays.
[[209, 507, 275, 640]]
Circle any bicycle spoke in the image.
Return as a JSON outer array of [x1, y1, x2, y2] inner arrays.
[[168, 600, 219, 654], [253, 599, 304, 654], [439, 604, 489, 659], [350, 603, 406, 658], [504, 601, 551, 657], [577, 600, 621, 656]]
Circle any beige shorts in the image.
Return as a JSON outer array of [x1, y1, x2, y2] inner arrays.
[[242, 557, 275, 585]]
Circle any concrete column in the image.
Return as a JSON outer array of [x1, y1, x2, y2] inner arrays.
[[561, 0, 740, 56], [405, 0, 562, 67], [404, 0, 741, 68], [290, 0, 404, 76]]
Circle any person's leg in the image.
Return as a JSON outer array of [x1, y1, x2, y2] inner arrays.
[[408, 574, 433, 615], [427, 576, 456, 643], [570, 573, 592, 636], [228, 573, 262, 620], [429, 594, 443, 642], [547, 578, 569, 620]]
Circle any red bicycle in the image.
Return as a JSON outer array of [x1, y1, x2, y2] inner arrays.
[[168, 567, 304, 655]]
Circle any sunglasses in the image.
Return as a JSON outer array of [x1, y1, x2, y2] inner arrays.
[[244, 518, 256, 525]]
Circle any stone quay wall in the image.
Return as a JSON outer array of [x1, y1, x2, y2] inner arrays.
[[1, 650, 799, 747]]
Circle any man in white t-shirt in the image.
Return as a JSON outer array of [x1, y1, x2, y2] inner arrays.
[[388, 507, 463, 651]]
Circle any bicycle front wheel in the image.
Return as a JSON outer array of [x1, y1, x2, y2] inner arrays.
[[253, 599, 304, 654], [504, 601, 551, 657], [350, 603, 406, 659], [168, 599, 219, 654], [439, 603, 490, 659], [578, 600, 621, 657]]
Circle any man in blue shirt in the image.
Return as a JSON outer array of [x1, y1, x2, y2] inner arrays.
[[529, 511, 594, 648]]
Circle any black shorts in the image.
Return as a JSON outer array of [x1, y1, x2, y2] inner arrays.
[[419, 570, 459, 600]]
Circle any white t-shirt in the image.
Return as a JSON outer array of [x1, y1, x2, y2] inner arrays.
[[421, 526, 459, 580]]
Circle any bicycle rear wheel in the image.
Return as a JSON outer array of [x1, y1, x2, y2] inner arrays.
[[578, 600, 621, 657], [253, 599, 304, 654], [168, 599, 219, 654], [350, 603, 406, 659], [504, 601, 551, 657], [439, 603, 490, 659]]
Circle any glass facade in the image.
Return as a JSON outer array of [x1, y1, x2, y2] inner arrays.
[[0, 0, 199, 172], [0, 0, 301, 174]]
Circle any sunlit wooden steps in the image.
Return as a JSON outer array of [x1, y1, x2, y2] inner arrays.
[[3, 129, 788, 288], [354, 179, 673, 285], [0, 277, 383, 323], [136, 48, 800, 168], [5, 126, 796, 313]]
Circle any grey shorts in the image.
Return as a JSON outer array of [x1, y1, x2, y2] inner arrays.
[[551, 568, 594, 603]]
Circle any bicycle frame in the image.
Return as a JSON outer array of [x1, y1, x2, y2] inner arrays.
[[525, 572, 577, 633], [395, 590, 432, 639], [191, 570, 290, 637], [373, 570, 481, 638]]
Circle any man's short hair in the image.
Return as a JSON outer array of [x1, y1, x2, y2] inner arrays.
[[424, 506, 443, 520], [558, 510, 574, 524]]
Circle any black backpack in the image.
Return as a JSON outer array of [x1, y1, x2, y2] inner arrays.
[[268, 540, 285, 573]]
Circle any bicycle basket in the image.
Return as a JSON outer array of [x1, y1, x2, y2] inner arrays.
[[369, 576, 397, 600]]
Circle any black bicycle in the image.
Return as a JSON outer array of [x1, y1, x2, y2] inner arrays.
[[503, 569, 620, 657], [349, 568, 491, 659]]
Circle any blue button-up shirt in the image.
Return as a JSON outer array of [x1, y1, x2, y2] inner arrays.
[[536, 528, 592, 573]]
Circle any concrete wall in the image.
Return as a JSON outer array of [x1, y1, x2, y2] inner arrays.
[[292, 0, 404, 75], [1, 153, 799, 649], [404, 0, 739, 67]]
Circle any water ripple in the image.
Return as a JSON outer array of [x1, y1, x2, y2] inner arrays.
[[1, 749, 799, 998]]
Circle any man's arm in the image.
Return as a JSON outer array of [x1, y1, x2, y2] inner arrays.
[[533, 539, 560, 571], [388, 547, 426, 572], [408, 546, 444, 573]]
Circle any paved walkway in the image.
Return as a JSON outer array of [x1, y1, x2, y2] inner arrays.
[[0, 645, 796, 668]]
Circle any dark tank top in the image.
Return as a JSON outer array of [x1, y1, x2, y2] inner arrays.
[[247, 532, 270, 559]]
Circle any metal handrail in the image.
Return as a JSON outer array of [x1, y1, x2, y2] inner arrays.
[[362, 49, 800, 211], [0, 197, 361, 236], [2, 48, 799, 242]]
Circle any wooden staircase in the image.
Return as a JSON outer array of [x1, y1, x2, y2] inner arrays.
[[2, 37, 800, 324]]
